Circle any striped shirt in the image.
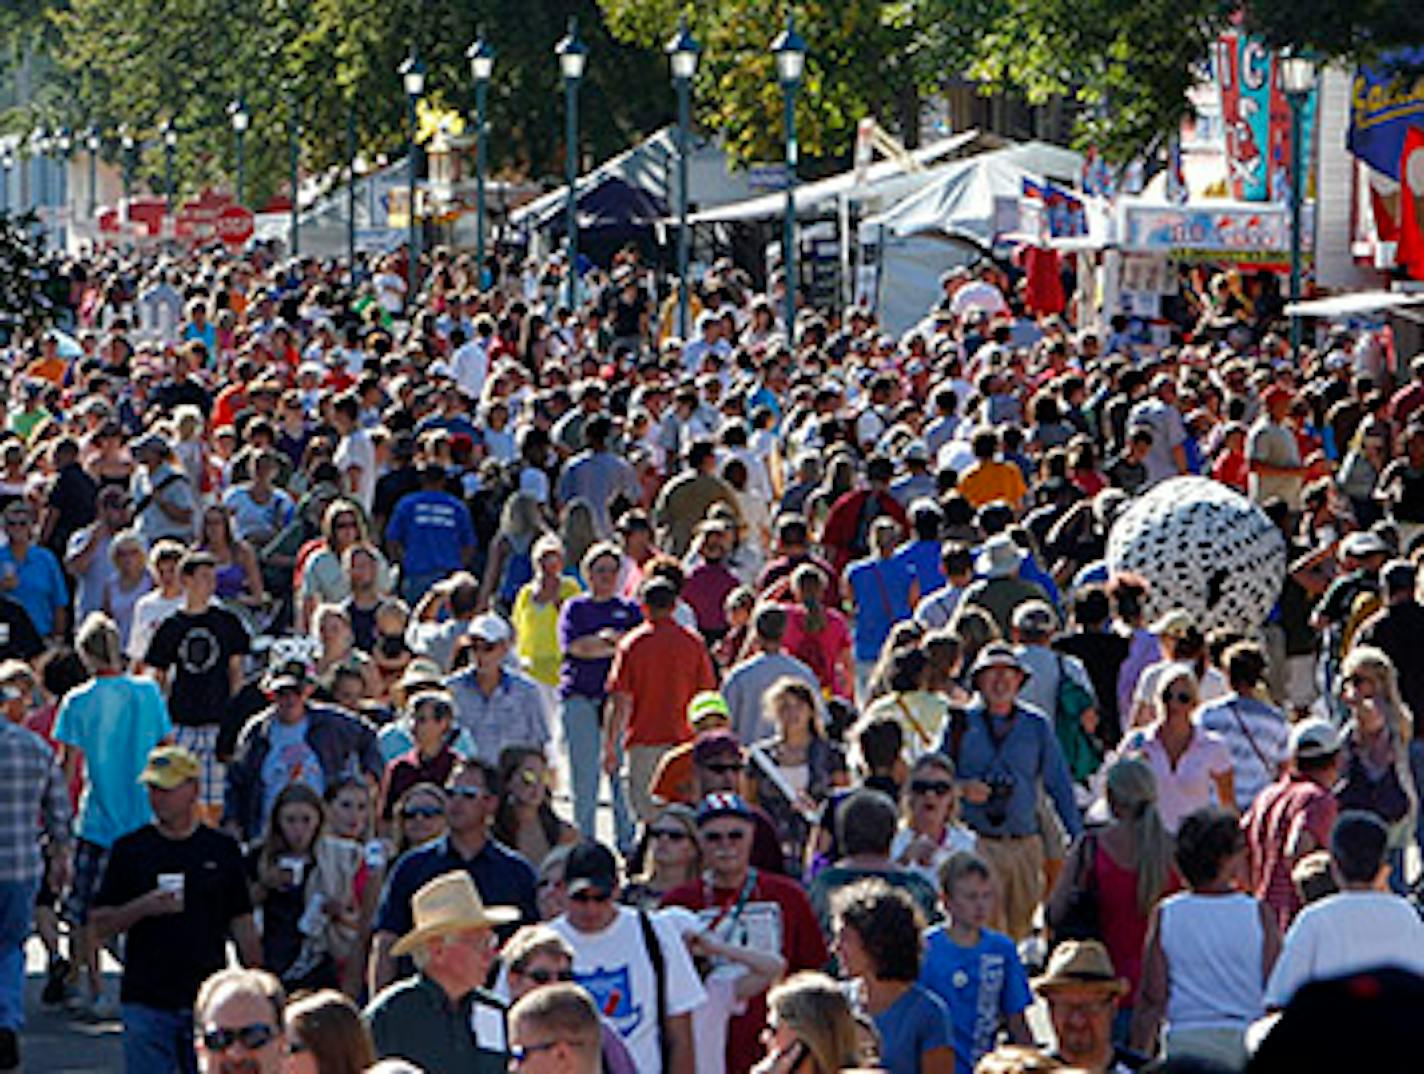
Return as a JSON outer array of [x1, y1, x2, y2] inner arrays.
[[0, 719, 72, 885]]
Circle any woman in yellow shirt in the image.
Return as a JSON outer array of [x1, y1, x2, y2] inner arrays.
[[511, 533, 583, 721]]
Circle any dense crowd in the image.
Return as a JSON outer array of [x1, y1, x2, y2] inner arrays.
[[0, 239, 1420, 1074]]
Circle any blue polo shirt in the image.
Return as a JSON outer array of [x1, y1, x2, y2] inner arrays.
[[374, 834, 538, 941], [846, 554, 916, 661], [385, 490, 476, 579], [0, 544, 67, 637]]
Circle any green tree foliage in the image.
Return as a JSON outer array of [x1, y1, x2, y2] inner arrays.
[[0, 209, 57, 332]]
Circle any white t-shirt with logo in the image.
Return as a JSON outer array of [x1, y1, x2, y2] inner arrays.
[[550, 907, 706, 1074]]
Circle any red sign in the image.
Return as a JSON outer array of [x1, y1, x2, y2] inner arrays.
[[216, 205, 255, 246]]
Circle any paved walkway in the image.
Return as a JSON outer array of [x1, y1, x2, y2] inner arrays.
[[18, 939, 121, 1073]]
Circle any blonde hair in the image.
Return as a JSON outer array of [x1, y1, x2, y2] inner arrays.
[[1104, 756, 1173, 914], [1341, 645, 1414, 747], [766, 972, 863, 1074]]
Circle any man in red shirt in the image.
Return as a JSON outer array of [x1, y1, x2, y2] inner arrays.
[[606, 577, 716, 826], [1243, 717, 1342, 930], [663, 793, 828, 1074]]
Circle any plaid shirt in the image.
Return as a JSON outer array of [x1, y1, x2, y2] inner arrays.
[[0, 719, 72, 885]]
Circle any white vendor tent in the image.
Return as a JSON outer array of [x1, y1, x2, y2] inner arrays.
[[859, 142, 1084, 334], [254, 158, 408, 257]]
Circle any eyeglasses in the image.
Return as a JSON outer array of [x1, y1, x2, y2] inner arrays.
[[510, 1040, 563, 1065], [522, 967, 575, 984], [569, 890, 612, 904], [910, 779, 953, 796], [402, 806, 444, 820], [201, 1023, 278, 1053], [702, 829, 747, 845], [702, 762, 744, 775], [3, 518, 29, 528], [1165, 690, 1196, 705], [445, 785, 490, 800], [650, 828, 690, 842]]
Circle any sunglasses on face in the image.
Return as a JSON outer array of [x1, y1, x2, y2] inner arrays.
[[1165, 690, 1196, 704], [445, 785, 489, 800], [569, 890, 612, 904], [201, 1023, 277, 1053], [650, 828, 690, 842], [522, 967, 575, 985], [702, 829, 746, 845], [402, 806, 444, 820], [510, 1041, 562, 1065], [910, 779, 953, 796]]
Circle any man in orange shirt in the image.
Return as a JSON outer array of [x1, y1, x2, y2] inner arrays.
[[605, 577, 717, 825], [649, 691, 732, 806], [956, 427, 1027, 511]]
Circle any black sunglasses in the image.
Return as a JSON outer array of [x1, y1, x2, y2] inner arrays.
[[402, 806, 444, 820], [910, 779, 953, 796], [1165, 690, 1196, 704], [569, 890, 612, 904], [523, 968, 575, 985], [202, 1023, 277, 1053], [702, 829, 746, 844], [650, 828, 690, 842], [445, 785, 489, 800]]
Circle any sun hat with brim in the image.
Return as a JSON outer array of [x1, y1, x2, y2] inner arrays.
[[138, 745, 202, 790], [1149, 609, 1194, 638], [968, 642, 1030, 682], [390, 872, 520, 957], [975, 534, 1027, 579], [1032, 940, 1129, 996]]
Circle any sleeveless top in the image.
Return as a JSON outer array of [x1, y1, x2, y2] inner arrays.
[[1159, 892, 1264, 1029], [1093, 839, 1175, 1000], [214, 559, 247, 600]]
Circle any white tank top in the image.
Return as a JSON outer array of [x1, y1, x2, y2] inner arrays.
[[1160, 892, 1265, 1030]]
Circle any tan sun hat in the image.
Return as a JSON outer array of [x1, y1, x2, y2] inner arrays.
[[1032, 940, 1129, 997], [389, 872, 520, 957]]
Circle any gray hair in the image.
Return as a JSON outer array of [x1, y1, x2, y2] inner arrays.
[[76, 612, 124, 672]]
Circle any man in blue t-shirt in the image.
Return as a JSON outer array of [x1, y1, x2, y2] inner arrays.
[[845, 517, 919, 703], [385, 464, 477, 602], [919, 852, 1034, 1074]]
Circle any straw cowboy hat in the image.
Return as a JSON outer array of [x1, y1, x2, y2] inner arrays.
[[1032, 940, 1129, 997], [389, 873, 520, 957]]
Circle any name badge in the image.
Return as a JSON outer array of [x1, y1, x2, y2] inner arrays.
[[471, 1001, 506, 1054]]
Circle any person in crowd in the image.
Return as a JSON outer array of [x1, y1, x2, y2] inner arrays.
[[744, 676, 848, 873], [300, 501, 391, 631], [385, 463, 478, 603], [54, 612, 172, 1016], [92, 746, 259, 1074], [920, 852, 1033, 1074], [606, 576, 717, 826], [663, 793, 828, 1074], [722, 604, 821, 745], [846, 518, 919, 703], [1243, 717, 1343, 930], [779, 563, 854, 702], [369, 759, 537, 993], [1195, 641, 1291, 813], [507, 983, 606, 1074], [365, 872, 517, 1072], [378, 690, 463, 825], [831, 879, 955, 1074], [1114, 664, 1233, 834], [620, 803, 701, 910], [284, 988, 376, 1074], [223, 657, 384, 842], [1132, 807, 1280, 1069], [890, 753, 977, 888], [492, 744, 578, 868], [391, 783, 449, 856], [445, 612, 550, 765], [193, 968, 287, 1074], [548, 842, 704, 1074], [128, 538, 187, 667], [860, 646, 955, 761], [1264, 810, 1424, 1009], [753, 971, 867, 1074], [1033, 941, 1138, 1074], [559, 543, 641, 844], [65, 483, 134, 624], [0, 500, 68, 643], [1048, 757, 1176, 1032], [948, 642, 1082, 940], [511, 534, 583, 720]]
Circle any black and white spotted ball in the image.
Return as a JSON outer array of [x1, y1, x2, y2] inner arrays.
[[1105, 477, 1286, 634]]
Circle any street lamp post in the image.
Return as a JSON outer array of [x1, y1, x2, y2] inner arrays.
[[56, 128, 71, 246], [162, 120, 178, 207], [288, 94, 301, 256], [399, 51, 427, 305], [666, 17, 700, 340], [0, 150, 11, 214], [229, 99, 250, 205], [33, 129, 50, 247], [346, 100, 357, 271], [119, 125, 135, 201], [556, 18, 587, 308], [467, 29, 495, 291], [1280, 49, 1318, 364], [771, 13, 806, 348], [85, 128, 99, 217]]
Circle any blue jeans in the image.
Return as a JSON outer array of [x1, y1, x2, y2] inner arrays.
[[562, 694, 633, 850], [0, 879, 36, 1030], [122, 1003, 197, 1074]]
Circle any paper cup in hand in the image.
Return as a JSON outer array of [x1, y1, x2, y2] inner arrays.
[[158, 873, 185, 909]]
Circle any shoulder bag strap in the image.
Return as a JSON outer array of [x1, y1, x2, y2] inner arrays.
[[1229, 701, 1273, 775], [637, 909, 670, 1073]]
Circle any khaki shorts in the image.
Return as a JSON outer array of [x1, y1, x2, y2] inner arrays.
[[626, 743, 674, 825], [978, 834, 1046, 941]]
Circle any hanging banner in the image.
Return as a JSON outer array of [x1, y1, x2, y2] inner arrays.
[[1348, 48, 1424, 180], [1216, 32, 1319, 203], [1022, 178, 1087, 240]]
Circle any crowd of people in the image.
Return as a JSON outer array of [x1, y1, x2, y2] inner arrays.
[[0, 237, 1420, 1074]]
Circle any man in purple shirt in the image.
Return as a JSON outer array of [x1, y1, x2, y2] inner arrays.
[[557, 542, 641, 848]]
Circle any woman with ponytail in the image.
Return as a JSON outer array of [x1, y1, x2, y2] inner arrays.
[[781, 563, 854, 703], [1048, 756, 1178, 1041]]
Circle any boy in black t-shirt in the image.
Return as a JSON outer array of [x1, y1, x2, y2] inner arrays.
[[91, 745, 258, 1074]]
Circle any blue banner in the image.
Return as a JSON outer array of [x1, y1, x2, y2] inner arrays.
[[1348, 48, 1424, 180]]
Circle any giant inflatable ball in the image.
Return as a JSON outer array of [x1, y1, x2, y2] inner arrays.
[[1105, 476, 1287, 635]]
